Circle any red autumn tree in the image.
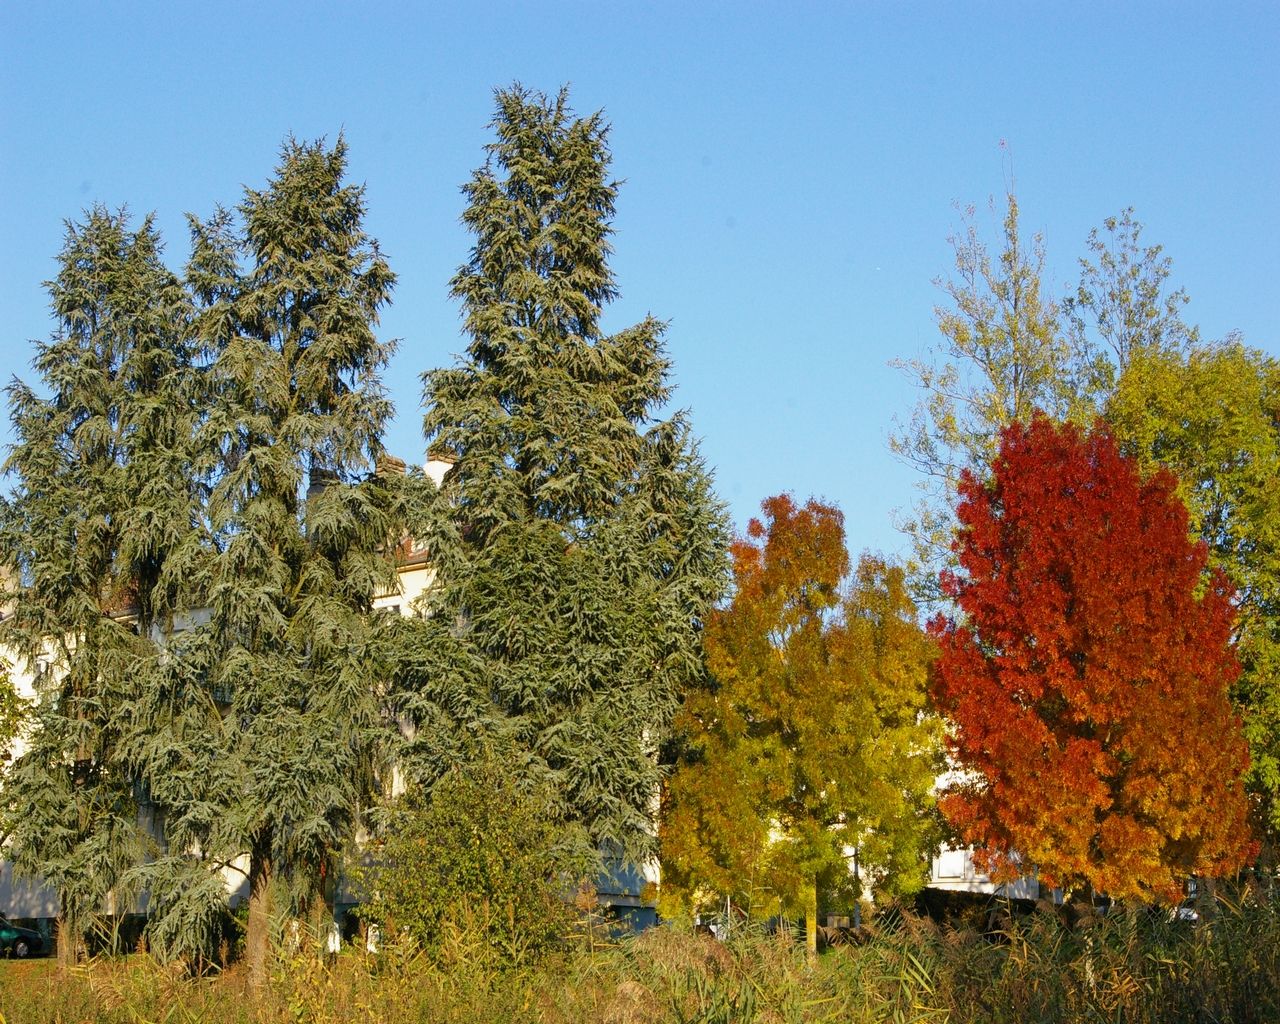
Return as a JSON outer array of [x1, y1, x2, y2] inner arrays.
[[930, 415, 1254, 901]]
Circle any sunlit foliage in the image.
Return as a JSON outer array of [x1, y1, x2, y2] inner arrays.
[[931, 416, 1255, 900], [663, 495, 941, 939]]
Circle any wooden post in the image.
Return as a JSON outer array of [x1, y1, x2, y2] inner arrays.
[[805, 879, 818, 959]]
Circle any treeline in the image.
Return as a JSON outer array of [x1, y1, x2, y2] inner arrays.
[[887, 195, 1279, 898], [0, 84, 1276, 983], [0, 87, 722, 981]]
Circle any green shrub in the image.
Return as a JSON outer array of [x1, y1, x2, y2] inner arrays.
[[356, 753, 593, 968]]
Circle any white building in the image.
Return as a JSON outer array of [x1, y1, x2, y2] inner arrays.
[[928, 844, 1039, 900]]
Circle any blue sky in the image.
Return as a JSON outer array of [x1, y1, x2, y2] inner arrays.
[[2, 2, 1277, 557]]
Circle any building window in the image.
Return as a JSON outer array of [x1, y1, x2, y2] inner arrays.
[[936, 848, 968, 879]]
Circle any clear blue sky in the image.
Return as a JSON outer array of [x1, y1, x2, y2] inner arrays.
[[3, 2, 1277, 557]]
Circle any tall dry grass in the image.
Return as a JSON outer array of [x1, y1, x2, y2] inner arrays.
[[2, 892, 1277, 1024]]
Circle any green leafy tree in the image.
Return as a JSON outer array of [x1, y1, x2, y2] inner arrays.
[[1064, 207, 1198, 399], [0, 208, 191, 965], [662, 496, 941, 955], [891, 193, 1075, 600], [395, 86, 729, 864], [358, 749, 589, 967]]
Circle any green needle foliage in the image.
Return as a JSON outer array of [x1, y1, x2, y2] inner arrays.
[[0, 208, 192, 964], [209, 136, 398, 982], [122, 138, 400, 975], [396, 85, 729, 865], [0, 660, 26, 763], [116, 205, 240, 966]]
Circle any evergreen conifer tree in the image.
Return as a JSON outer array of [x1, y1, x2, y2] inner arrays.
[[397, 86, 729, 865], [161, 138, 399, 982], [116, 207, 241, 965], [1, 209, 192, 966]]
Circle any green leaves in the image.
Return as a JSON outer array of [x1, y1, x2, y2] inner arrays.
[[892, 193, 1075, 601], [358, 752, 592, 966], [1065, 206, 1198, 391]]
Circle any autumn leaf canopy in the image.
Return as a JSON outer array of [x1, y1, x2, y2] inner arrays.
[[931, 415, 1254, 901]]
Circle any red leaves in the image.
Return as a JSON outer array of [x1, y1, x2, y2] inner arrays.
[[931, 415, 1255, 900]]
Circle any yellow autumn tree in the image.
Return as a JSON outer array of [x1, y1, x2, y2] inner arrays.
[[661, 495, 941, 952]]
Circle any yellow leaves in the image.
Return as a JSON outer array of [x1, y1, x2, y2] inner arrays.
[[664, 496, 941, 912]]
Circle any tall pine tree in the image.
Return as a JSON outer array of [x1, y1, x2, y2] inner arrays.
[[1, 208, 192, 965], [396, 86, 728, 865], [122, 139, 399, 979], [117, 206, 239, 965], [212, 137, 395, 982]]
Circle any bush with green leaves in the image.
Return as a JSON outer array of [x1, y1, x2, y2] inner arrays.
[[358, 753, 593, 967]]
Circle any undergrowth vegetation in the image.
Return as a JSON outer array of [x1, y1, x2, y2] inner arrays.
[[3, 892, 1279, 1024]]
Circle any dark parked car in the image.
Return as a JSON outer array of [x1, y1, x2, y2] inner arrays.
[[0, 915, 44, 958]]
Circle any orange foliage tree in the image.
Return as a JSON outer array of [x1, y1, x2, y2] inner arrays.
[[662, 495, 940, 948], [930, 415, 1255, 901]]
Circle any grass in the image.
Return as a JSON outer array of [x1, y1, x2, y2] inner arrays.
[[2, 891, 1278, 1024]]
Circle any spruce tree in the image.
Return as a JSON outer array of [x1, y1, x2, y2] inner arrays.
[[397, 87, 729, 864], [156, 138, 398, 982], [0, 209, 192, 965]]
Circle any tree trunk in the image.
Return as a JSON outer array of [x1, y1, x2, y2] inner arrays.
[[1260, 841, 1276, 897], [247, 842, 273, 990], [1196, 875, 1218, 926], [805, 879, 818, 959], [56, 907, 76, 970]]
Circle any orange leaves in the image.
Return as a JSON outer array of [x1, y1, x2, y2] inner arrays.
[[931, 416, 1255, 900]]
